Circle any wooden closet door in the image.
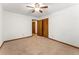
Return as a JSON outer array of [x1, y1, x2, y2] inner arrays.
[[42, 18, 48, 37], [37, 20, 43, 36]]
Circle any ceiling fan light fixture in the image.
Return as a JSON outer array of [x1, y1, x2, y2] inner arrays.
[[26, 3, 48, 13], [35, 8, 40, 11]]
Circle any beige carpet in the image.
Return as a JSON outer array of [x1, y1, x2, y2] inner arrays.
[[0, 34, 79, 55]]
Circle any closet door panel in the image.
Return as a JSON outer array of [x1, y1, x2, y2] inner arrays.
[[42, 18, 48, 37], [37, 20, 43, 36]]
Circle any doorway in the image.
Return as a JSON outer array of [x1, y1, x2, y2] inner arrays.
[[32, 20, 37, 35], [32, 21, 35, 34], [32, 18, 48, 38]]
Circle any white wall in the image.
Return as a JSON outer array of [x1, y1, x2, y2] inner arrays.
[[49, 5, 79, 47], [3, 10, 32, 41], [0, 4, 3, 46]]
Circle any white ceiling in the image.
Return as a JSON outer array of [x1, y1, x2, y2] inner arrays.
[[2, 3, 74, 17]]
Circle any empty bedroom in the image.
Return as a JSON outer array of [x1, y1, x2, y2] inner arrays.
[[0, 3, 79, 55]]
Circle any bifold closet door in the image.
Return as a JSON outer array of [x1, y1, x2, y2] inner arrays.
[[42, 18, 48, 37], [37, 20, 43, 36]]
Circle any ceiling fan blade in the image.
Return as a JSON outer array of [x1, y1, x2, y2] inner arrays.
[[32, 10, 35, 13], [40, 6, 48, 8], [39, 10, 43, 13], [26, 6, 34, 8]]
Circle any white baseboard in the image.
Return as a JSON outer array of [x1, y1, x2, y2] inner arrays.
[[0, 41, 3, 47]]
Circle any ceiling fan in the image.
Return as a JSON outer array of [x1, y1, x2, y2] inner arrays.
[[26, 3, 48, 13]]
